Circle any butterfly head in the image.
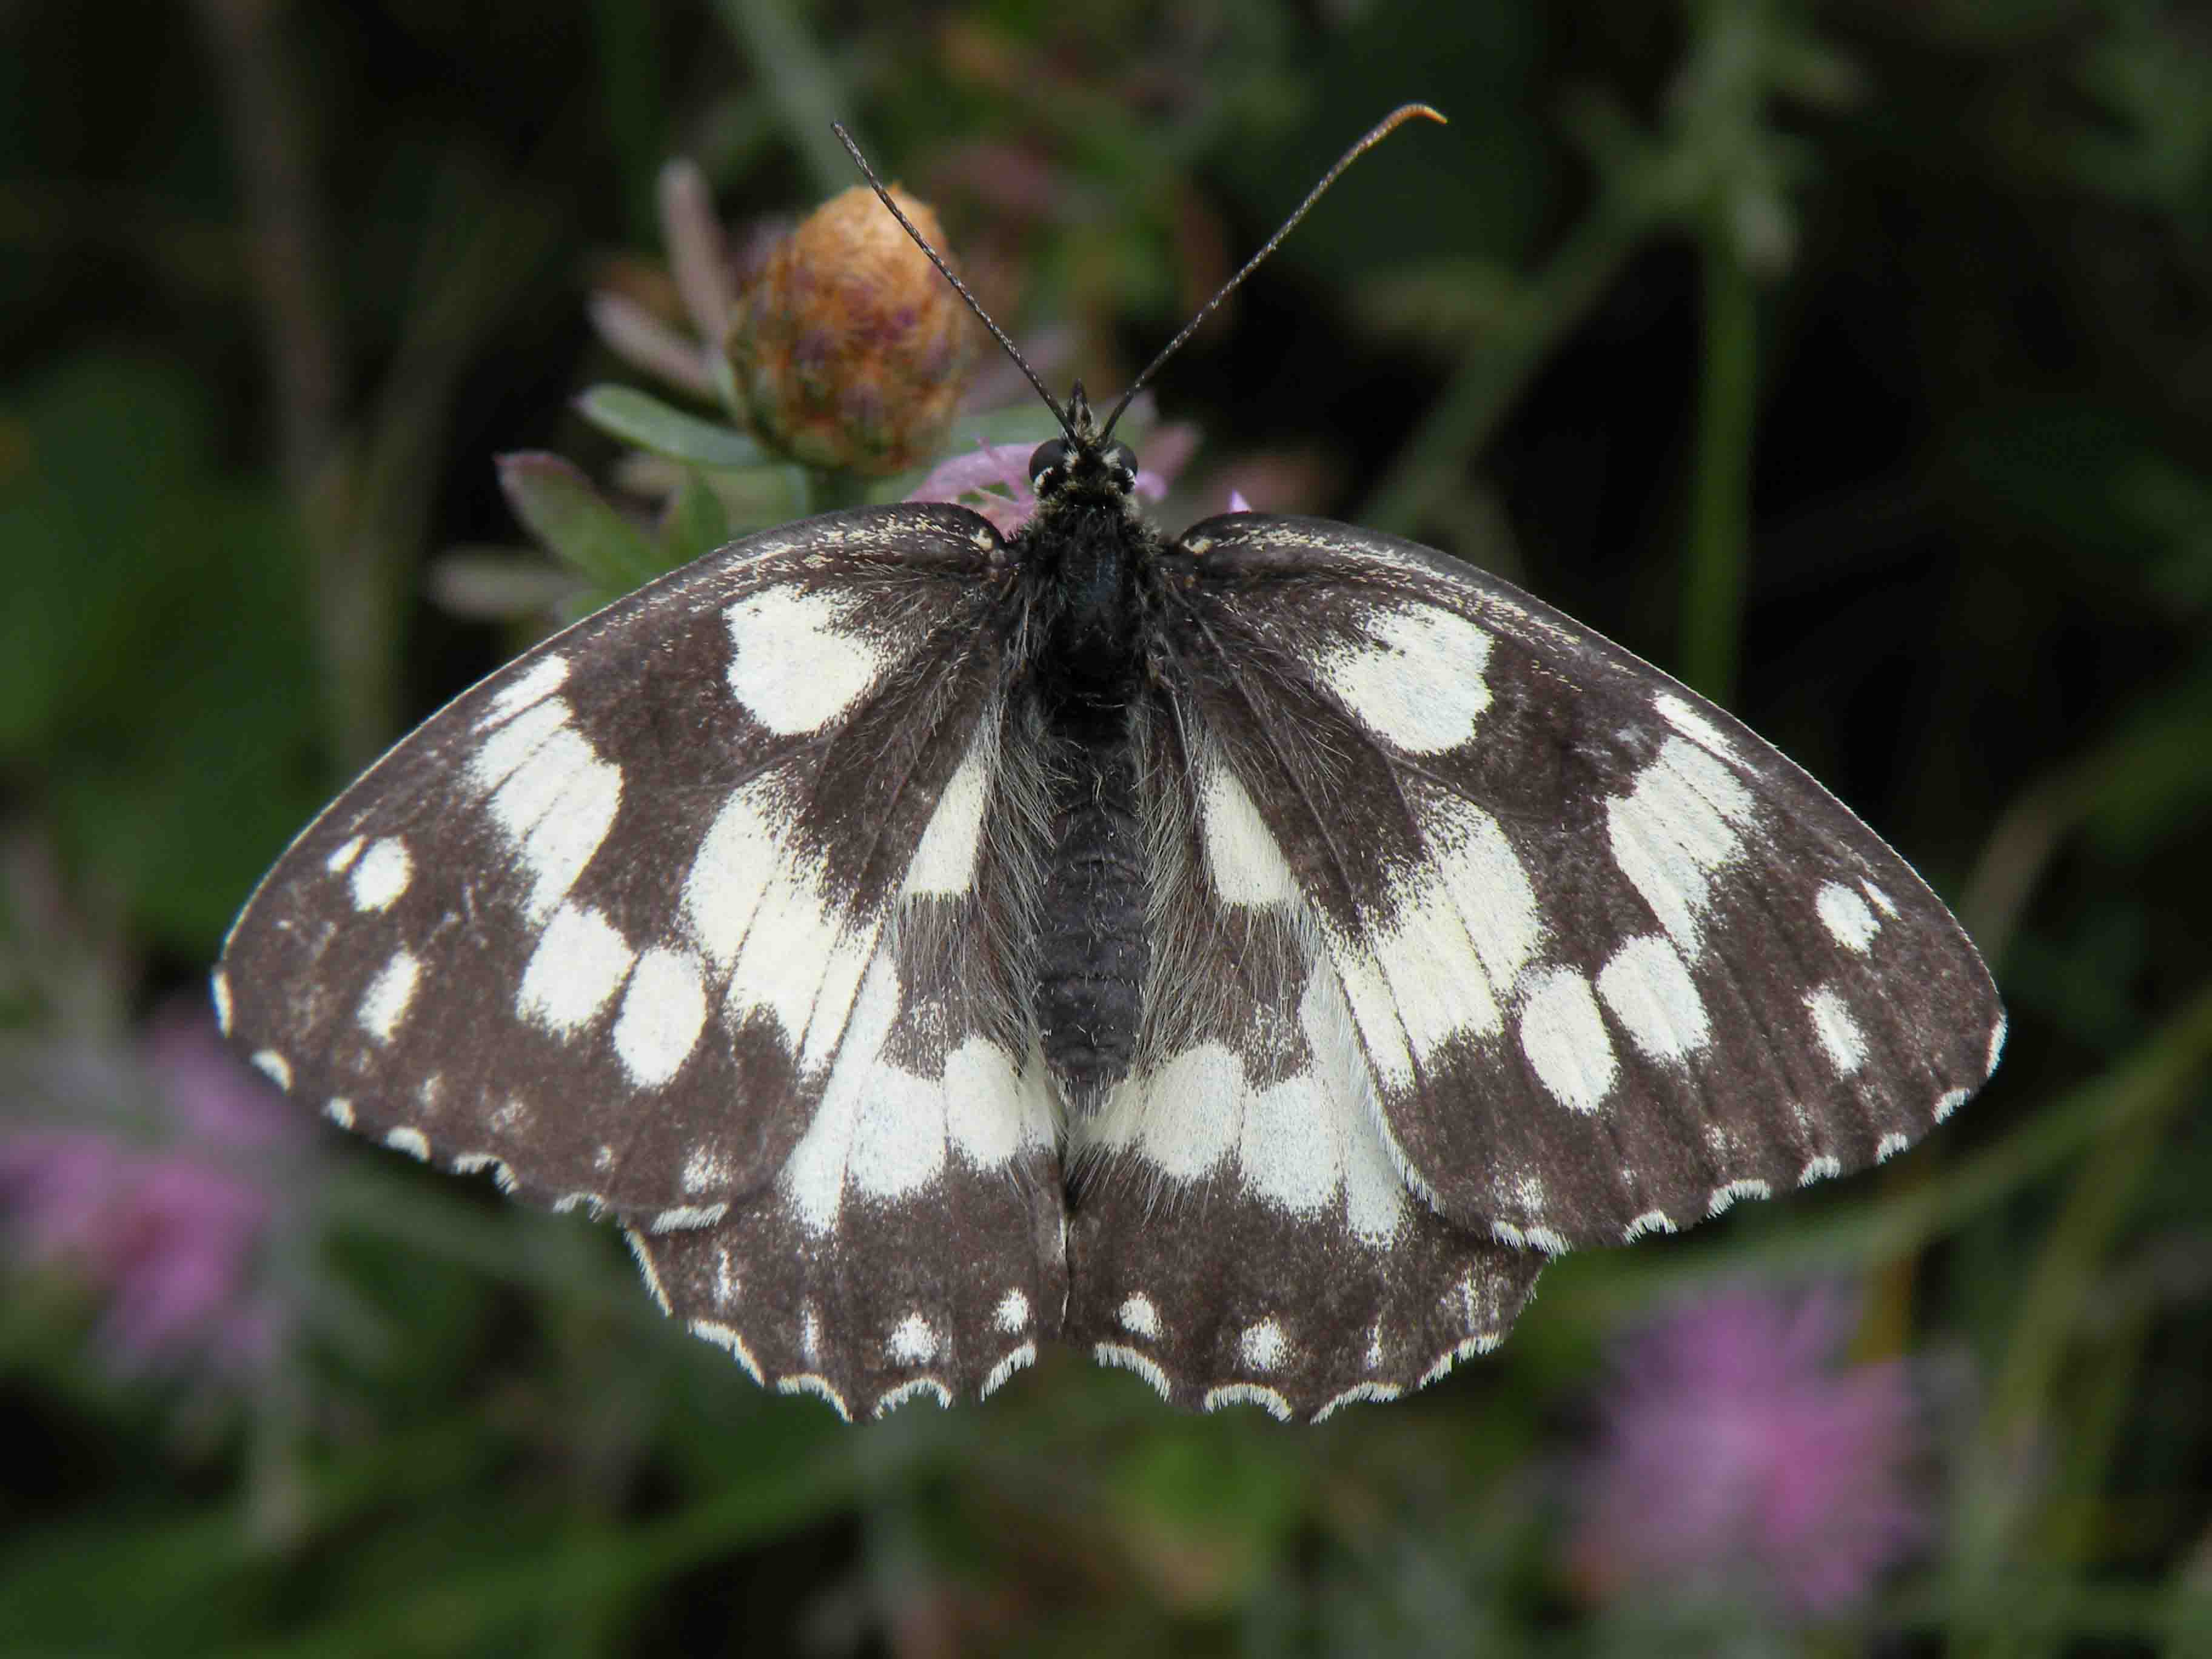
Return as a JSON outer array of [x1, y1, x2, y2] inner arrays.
[[1027, 381, 1140, 509]]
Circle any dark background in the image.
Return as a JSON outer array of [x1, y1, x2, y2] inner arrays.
[[4, 1, 2210, 1652]]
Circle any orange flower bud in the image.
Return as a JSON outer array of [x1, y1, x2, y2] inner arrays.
[[728, 185, 975, 475]]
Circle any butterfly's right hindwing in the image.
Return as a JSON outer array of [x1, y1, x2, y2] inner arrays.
[[1060, 689, 1543, 1421]]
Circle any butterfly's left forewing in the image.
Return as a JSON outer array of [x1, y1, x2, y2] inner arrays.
[[221, 504, 1067, 1412], [1157, 513, 2003, 1255]]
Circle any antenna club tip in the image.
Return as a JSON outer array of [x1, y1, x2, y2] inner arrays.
[[1381, 102, 1447, 132]]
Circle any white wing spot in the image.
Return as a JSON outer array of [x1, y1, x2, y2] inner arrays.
[[1605, 737, 1754, 951], [1816, 881, 1881, 952], [384, 1126, 431, 1161], [1325, 931, 1416, 1090], [1518, 965, 1618, 1113], [1239, 1318, 1289, 1373], [1806, 985, 1869, 1075], [612, 948, 708, 1087], [648, 1204, 728, 1233], [324, 1097, 354, 1130], [209, 970, 233, 1037], [1936, 1087, 1970, 1121], [993, 1290, 1030, 1334], [252, 1050, 292, 1091], [1799, 1154, 1844, 1185], [468, 702, 623, 921], [517, 903, 637, 1035], [1316, 605, 1493, 754], [902, 731, 993, 898], [724, 587, 891, 735], [1094, 1344, 1173, 1402], [1117, 1294, 1162, 1339], [357, 948, 423, 1044], [942, 1038, 1035, 1169], [1876, 1131, 1911, 1162], [1199, 753, 1298, 905], [800, 1304, 823, 1364], [324, 835, 364, 874], [1655, 692, 1738, 756], [1860, 879, 1899, 917], [1986, 1014, 2007, 1077], [780, 954, 899, 1230], [887, 1312, 939, 1365], [846, 1061, 948, 1199], [1239, 1071, 1337, 1215], [349, 837, 414, 911], [682, 777, 784, 971], [1129, 1044, 1241, 1179], [1707, 1178, 1771, 1216], [1367, 875, 1504, 1059], [681, 1145, 729, 1195], [1416, 786, 1546, 1000], [482, 654, 569, 724], [1597, 934, 1712, 1061], [1204, 1383, 1293, 1421], [1622, 1208, 1675, 1241]]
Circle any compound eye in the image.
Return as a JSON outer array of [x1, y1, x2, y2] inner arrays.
[[1102, 442, 1140, 493], [1028, 438, 1072, 494]]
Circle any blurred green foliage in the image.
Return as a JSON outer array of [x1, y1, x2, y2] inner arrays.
[[4, 0, 2210, 1654]]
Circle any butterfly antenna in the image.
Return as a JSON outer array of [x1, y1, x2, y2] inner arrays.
[[833, 122, 1078, 445], [1099, 103, 1446, 443]]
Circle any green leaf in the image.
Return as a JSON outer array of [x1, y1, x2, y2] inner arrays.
[[0, 353, 324, 953], [497, 452, 668, 591], [663, 468, 731, 563], [574, 384, 767, 471]]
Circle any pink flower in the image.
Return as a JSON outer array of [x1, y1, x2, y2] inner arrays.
[[1569, 1284, 1928, 1620], [0, 1005, 301, 1376], [905, 441, 1039, 535], [903, 421, 1215, 535]]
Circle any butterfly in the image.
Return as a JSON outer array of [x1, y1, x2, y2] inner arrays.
[[215, 108, 2003, 1423]]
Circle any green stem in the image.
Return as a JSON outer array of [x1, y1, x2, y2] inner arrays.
[[1680, 229, 1757, 703], [1358, 199, 1651, 541], [1946, 1007, 2210, 1657], [714, 0, 853, 199]]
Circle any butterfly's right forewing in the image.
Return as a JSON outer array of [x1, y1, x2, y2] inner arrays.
[[1159, 513, 2002, 1255]]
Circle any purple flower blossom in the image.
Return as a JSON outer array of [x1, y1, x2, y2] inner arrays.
[[0, 1004, 301, 1376], [1569, 1284, 1928, 1620], [904, 421, 1216, 535]]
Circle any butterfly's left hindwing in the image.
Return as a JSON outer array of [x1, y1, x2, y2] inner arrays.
[[220, 505, 1068, 1410], [1156, 513, 2003, 1253]]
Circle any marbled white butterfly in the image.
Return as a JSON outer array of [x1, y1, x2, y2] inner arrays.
[[215, 107, 2003, 1423]]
